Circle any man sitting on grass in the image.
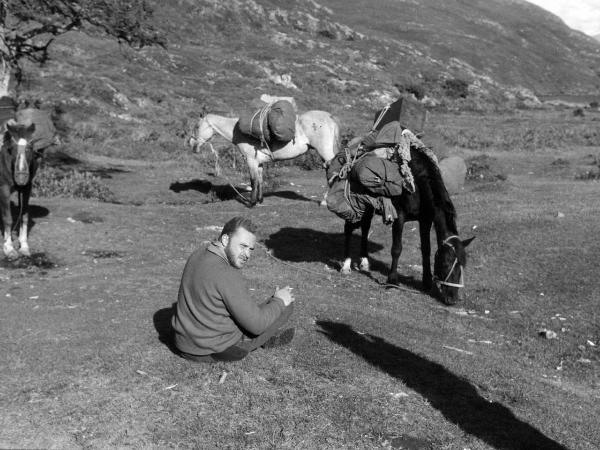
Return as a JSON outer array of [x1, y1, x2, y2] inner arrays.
[[172, 216, 295, 362]]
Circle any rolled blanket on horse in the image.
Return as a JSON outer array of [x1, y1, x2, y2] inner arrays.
[[325, 151, 399, 224], [326, 177, 396, 224], [238, 99, 296, 146], [350, 155, 405, 197]]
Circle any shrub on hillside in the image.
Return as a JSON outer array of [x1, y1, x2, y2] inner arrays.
[[442, 78, 469, 99], [394, 81, 426, 100], [33, 166, 116, 202]]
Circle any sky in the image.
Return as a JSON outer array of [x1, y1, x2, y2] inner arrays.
[[525, 0, 600, 36]]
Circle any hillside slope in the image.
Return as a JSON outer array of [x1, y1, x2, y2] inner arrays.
[[15, 0, 600, 157]]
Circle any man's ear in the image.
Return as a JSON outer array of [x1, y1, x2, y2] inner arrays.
[[219, 234, 229, 246]]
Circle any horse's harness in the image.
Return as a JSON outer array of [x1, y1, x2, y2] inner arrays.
[[433, 235, 464, 289]]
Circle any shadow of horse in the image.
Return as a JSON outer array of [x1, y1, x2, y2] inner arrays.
[[264, 226, 385, 271], [263, 190, 317, 203], [169, 178, 245, 204], [170, 178, 318, 206], [43, 149, 129, 179], [317, 320, 568, 450], [152, 303, 179, 356]]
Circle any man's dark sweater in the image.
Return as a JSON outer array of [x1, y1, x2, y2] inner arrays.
[[172, 242, 286, 356]]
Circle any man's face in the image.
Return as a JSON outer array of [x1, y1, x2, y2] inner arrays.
[[222, 227, 256, 269]]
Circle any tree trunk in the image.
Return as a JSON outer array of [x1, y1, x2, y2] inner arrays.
[[0, 0, 13, 98]]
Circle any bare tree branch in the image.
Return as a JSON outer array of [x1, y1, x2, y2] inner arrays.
[[1, 0, 166, 83]]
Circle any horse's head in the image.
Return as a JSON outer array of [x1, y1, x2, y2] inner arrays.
[[188, 116, 214, 153], [433, 235, 475, 305], [4, 120, 36, 186]]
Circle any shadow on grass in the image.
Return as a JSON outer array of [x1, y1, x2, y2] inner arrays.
[[264, 190, 316, 203], [7, 202, 50, 235], [153, 303, 179, 356], [264, 226, 384, 270], [317, 320, 568, 450], [43, 149, 130, 178], [169, 178, 249, 205]]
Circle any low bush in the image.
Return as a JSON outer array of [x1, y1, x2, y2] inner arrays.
[[442, 78, 469, 99], [574, 168, 600, 180], [33, 166, 116, 202]]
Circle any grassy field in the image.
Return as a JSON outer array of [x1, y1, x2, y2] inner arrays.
[[0, 108, 599, 449]]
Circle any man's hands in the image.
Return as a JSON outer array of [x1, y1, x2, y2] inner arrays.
[[274, 286, 295, 306]]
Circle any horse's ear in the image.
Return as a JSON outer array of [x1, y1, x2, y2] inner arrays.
[[4, 118, 16, 133], [462, 236, 475, 248]]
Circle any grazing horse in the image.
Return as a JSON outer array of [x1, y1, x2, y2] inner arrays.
[[0, 120, 37, 259], [342, 147, 474, 305], [189, 110, 340, 205]]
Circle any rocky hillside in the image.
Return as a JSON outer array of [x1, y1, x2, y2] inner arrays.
[[16, 0, 600, 156]]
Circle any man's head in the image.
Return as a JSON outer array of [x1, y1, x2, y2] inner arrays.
[[219, 217, 257, 269]]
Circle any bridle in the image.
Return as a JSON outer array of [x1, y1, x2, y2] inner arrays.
[[189, 117, 210, 150], [433, 235, 464, 289]]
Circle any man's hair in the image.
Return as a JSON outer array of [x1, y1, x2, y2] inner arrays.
[[220, 216, 257, 238]]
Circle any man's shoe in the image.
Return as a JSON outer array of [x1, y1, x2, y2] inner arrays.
[[262, 328, 295, 349]]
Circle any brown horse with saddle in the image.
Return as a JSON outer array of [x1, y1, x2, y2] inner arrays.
[[326, 98, 474, 305]]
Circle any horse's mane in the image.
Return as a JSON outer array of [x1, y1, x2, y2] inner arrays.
[[414, 149, 458, 234]]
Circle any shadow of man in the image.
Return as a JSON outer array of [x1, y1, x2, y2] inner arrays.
[[317, 320, 567, 450], [153, 303, 179, 356]]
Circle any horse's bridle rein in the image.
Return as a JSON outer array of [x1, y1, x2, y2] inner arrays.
[[433, 235, 464, 289]]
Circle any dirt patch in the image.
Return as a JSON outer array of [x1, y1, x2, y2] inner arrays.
[[0, 252, 58, 270], [71, 211, 104, 223], [81, 249, 126, 258], [465, 154, 507, 182]]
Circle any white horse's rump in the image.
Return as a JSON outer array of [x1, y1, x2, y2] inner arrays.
[[190, 110, 340, 205]]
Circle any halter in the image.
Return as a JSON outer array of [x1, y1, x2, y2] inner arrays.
[[189, 116, 210, 149], [433, 235, 464, 289]]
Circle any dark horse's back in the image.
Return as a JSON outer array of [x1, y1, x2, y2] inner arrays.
[[393, 148, 457, 232]]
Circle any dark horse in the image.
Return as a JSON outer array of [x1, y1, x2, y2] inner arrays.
[[0, 120, 37, 259], [342, 147, 474, 305]]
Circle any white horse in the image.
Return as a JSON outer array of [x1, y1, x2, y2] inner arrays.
[[189, 110, 340, 205]]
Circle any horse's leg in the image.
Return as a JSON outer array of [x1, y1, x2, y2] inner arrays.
[[358, 207, 374, 272], [341, 220, 355, 274], [17, 188, 31, 256], [257, 165, 264, 204], [0, 185, 17, 259], [419, 218, 433, 290], [387, 216, 405, 285], [246, 156, 260, 206]]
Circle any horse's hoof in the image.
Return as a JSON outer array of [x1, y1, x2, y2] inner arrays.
[[358, 261, 370, 273], [340, 266, 351, 275], [5, 251, 19, 260], [387, 272, 401, 285], [19, 247, 31, 257]]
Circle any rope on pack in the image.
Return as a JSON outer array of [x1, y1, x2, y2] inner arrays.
[[250, 104, 274, 160]]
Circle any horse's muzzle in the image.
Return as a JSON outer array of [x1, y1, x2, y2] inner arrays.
[[14, 170, 29, 186], [189, 136, 200, 152]]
